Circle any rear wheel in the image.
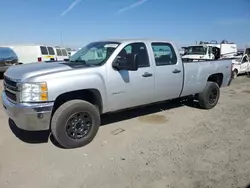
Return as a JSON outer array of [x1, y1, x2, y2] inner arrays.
[[51, 100, 100, 149], [198, 81, 220, 109]]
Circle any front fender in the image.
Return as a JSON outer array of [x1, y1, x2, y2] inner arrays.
[[46, 72, 107, 110]]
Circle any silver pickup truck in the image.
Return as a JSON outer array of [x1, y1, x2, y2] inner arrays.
[[2, 39, 233, 148]]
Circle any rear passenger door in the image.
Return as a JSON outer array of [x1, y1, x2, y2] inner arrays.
[[151, 42, 183, 101]]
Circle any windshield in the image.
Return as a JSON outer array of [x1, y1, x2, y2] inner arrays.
[[70, 41, 120, 66], [0, 47, 18, 60], [186, 46, 207, 55], [245, 48, 250, 56]]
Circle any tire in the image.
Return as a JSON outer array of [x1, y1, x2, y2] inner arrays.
[[233, 70, 238, 79], [198, 81, 220, 109], [51, 100, 100, 149]]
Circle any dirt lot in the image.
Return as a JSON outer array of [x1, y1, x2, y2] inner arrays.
[[0, 76, 250, 188]]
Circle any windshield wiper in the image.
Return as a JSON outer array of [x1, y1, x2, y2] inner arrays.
[[70, 60, 86, 64]]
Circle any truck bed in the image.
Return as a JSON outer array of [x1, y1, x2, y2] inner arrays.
[[180, 59, 232, 97]]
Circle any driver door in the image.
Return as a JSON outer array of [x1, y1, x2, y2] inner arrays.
[[106, 42, 155, 112]]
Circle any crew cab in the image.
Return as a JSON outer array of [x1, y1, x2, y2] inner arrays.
[[2, 39, 233, 149]]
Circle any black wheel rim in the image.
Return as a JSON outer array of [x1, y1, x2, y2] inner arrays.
[[208, 87, 218, 105], [66, 112, 92, 140]]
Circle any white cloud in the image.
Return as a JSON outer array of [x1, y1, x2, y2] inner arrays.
[[118, 0, 148, 14], [61, 0, 82, 17]]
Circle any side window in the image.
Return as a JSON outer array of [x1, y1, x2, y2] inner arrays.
[[40, 46, 48, 55], [47, 47, 55, 55], [151, 42, 177, 66], [56, 49, 62, 56], [118, 42, 150, 68]]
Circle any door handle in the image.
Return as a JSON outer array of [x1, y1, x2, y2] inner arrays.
[[172, 69, 181, 74], [142, 72, 153, 77]]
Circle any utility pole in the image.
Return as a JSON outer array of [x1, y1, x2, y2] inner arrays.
[[60, 29, 64, 47]]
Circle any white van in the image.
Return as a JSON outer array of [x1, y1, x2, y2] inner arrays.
[[54, 47, 69, 61], [3, 45, 56, 64]]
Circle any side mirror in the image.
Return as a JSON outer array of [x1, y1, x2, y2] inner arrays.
[[113, 53, 138, 71]]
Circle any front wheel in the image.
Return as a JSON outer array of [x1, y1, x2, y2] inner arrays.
[[198, 81, 220, 109], [51, 100, 100, 149]]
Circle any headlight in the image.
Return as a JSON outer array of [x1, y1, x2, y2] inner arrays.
[[20, 82, 48, 102]]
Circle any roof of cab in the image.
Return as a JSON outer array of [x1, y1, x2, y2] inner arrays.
[[94, 38, 174, 44]]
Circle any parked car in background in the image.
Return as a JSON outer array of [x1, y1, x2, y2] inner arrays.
[[0, 47, 18, 72], [182, 40, 237, 61], [244, 44, 250, 57], [2, 45, 56, 64], [232, 45, 250, 78], [2, 39, 233, 149], [54, 47, 69, 61]]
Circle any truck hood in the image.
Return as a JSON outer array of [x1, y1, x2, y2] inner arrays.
[[4, 61, 74, 81]]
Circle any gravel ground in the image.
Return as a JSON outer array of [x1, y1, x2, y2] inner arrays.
[[0, 76, 250, 188]]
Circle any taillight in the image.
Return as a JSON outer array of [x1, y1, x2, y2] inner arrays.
[[38, 57, 42, 62]]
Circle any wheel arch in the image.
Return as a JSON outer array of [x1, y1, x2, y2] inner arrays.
[[51, 89, 103, 117], [207, 73, 223, 87]]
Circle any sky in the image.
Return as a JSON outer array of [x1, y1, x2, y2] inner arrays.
[[0, 0, 249, 49]]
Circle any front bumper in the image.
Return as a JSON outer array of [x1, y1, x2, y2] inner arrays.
[[1, 91, 54, 131]]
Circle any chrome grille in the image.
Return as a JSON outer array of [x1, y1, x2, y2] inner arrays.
[[5, 90, 17, 101], [4, 76, 17, 88], [4, 76, 19, 103]]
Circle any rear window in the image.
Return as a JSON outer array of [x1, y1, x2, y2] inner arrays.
[[56, 49, 62, 56], [47, 47, 55, 55], [40, 46, 48, 55], [62, 49, 68, 56]]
